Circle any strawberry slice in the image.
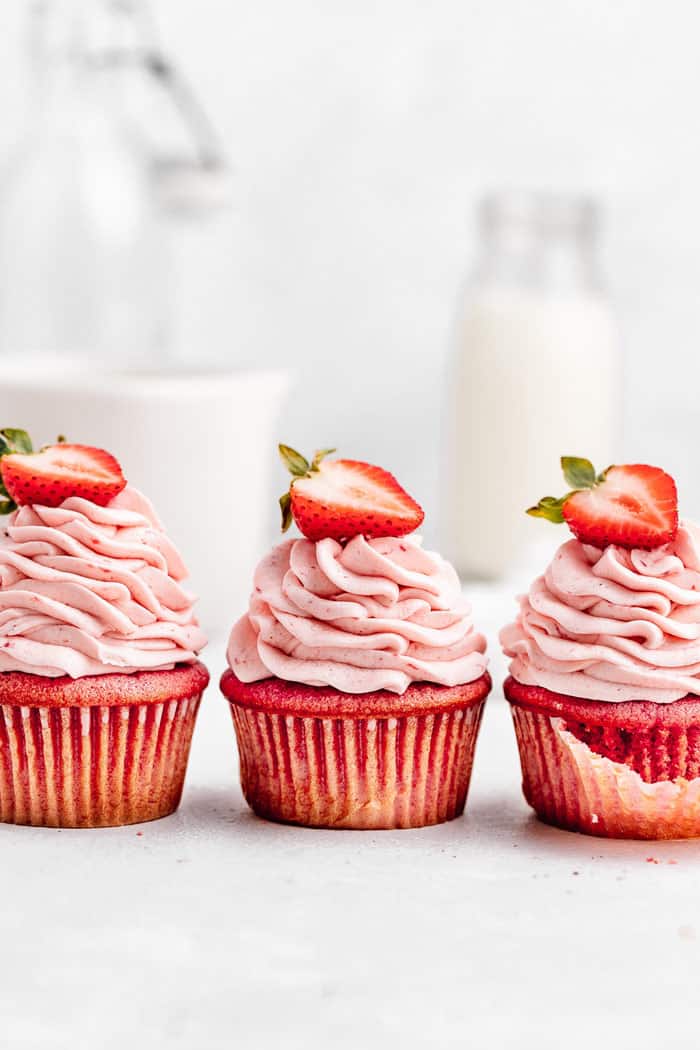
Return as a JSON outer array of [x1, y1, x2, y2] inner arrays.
[[0, 431, 126, 510], [528, 456, 678, 550], [278, 445, 424, 542]]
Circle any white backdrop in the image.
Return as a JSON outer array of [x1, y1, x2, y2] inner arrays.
[[1, 0, 699, 541], [2, 14, 700, 1048]]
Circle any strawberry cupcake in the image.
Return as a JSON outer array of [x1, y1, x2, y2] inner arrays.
[[221, 446, 490, 829], [501, 455, 700, 839], [0, 429, 208, 828]]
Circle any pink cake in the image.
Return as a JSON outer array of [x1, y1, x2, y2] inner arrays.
[[0, 432, 208, 827], [222, 446, 490, 829], [502, 456, 700, 839]]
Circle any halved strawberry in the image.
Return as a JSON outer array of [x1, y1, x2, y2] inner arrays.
[[278, 445, 424, 542], [0, 430, 126, 511], [528, 456, 678, 550]]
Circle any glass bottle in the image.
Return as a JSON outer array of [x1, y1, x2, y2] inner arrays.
[[445, 192, 619, 580], [0, 0, 229, 366]]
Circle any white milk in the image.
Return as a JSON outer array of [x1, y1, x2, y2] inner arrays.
[[446, 285, 618, 579]]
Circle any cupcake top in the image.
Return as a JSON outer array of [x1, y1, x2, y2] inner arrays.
[[0, 430, 206, 678], [501, 455, 700, 704], [228, 445, 487, 695]]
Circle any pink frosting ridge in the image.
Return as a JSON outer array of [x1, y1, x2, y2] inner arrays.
[[228, 534, 487, 695], [501, 522, 700, 703], [0, 486, 206, 678]]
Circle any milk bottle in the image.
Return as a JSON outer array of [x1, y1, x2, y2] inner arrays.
[[445, 193, 618, 579]]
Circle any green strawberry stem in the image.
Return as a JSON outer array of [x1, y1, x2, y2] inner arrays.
[[527, 456, 609, 523]]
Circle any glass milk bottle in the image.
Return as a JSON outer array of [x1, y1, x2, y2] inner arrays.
[[445, 192, 618, 579], [0, 0, 229, 366], [0, 0, 167, 363]]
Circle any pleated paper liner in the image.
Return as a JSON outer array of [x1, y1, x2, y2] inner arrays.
[[221, 670, 491, 829], [505, 676, 700, 839], [0, 662, 209, 828]]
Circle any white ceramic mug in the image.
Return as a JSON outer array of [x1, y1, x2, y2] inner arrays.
[[0, 362, 289, 636]]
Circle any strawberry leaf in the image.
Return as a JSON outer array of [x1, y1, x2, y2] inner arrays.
[[527, 495, 569, 523], [0, 429, 33, 454], [561, 457, 596, 489], [279, 444, 310, 478], [279, 491, 293, 532], [311, 447, 336, 471]]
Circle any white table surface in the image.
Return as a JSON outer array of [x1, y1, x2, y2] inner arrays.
[[3, 586, 700, 1050]]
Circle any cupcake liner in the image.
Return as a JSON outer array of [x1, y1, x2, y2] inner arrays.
[[0, 692, 204, 829], [223, 673, 490, 829], [506, 678, 700, 839]]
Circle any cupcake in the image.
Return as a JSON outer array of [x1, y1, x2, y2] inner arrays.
[[0, 429, 208, 828], [221, 446, 490, 829], [501, 455, 700, 839]]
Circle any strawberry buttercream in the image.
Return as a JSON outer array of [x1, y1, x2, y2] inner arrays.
[[501, 523, 700, 703], [0, 486, 206, 677], [227, 534, 487, 694]]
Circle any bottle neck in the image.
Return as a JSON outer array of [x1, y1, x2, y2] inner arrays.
[[25, 0, 152, 132], [28, 0, 150, 73], [474, 193, 603, 295]]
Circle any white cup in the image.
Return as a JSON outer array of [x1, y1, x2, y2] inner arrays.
[[0, 361, 289, 637]]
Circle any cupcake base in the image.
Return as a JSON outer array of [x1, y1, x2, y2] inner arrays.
[[0, 662, 209, 828], [505, 676, 700, 839], [220, 670, 491, 829]]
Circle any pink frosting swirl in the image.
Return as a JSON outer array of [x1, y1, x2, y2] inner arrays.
[[0, 486, 206, 678], [227, 535, 487, 695], [501, 522, 700, 703]]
